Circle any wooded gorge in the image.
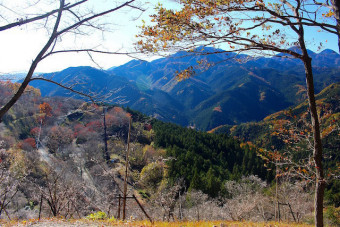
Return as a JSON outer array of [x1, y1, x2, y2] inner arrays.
[[1, 0, 340, 226]]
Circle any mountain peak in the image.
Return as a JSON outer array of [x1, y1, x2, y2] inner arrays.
[[274, 46, 317, 58], [193, 46, 225, 53], [287, 46, 316, 56], [59, 66, 104, 74], [112, 59, 149, 71], [319, 49, 338, 55]]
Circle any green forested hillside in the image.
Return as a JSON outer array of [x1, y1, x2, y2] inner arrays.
[[211, 83, 340, 206], [152, 121, 274, 197], [212, 83, 340, 151]]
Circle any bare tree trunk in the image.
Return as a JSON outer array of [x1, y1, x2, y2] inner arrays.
[[38, 194, 43, 220], [288, 203, 297, 222], [103, 106, 110, 162], [178, 191, 183, 220], [122, 117, 132, 220], [133, 195, 153, 223], [117, 194, 121, 219], [301, 54, 325, 227], [332, 0, 340, 52], [294, 7, 326, 223]]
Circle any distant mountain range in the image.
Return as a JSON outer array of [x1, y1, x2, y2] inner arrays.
[[27, 47, 340, 130], [2, 72, 28, 82]]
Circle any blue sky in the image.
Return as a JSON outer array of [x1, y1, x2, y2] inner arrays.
[[0, 0, 169, 74], [0, 0, 338, 74]]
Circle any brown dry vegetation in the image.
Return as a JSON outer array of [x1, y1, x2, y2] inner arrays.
[[0, 218, 315, 227]]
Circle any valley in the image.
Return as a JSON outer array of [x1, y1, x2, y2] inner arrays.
[[1, 0, 339, 226], [1, 56, 339, 224], [29, 47, 340, 130]]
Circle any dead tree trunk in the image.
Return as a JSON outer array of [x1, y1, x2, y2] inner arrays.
[[122, 117, 132, 220], [103, 106, 110, 162], [117, 194, 121, 219]]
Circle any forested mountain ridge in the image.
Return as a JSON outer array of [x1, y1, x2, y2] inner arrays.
[[211, 83, 340, 146], [211, 83, 340, 207], [27, 47, 340, 130], [28, 66, 188, 125]]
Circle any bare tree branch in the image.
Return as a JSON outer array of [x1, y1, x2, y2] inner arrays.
[[0, 0, 87, 32], [0, 0, 144, 122], [30, 77, 94, 102]]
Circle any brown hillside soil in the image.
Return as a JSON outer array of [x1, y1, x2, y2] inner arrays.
[[0, 218, 314, 227]]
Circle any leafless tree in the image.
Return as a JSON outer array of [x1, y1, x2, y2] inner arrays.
[[37, 167, 88, 218], [0, 142, 20, 220], [223, 176, 268, 221], [0, 0, 144, 122], [275, 180, 314, 223], [149, 179, 184, 221]]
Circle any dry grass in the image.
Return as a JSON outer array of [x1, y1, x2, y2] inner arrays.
[[0, 218, 314, 227]]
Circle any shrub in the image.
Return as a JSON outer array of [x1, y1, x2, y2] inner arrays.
[[46, 126, 74, 152], [325, 206, 340, 226], [86, 211, 107, 220], [139, 162, 164, 189]]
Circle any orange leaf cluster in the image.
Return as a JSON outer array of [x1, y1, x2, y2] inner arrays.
[[39, 102, 53, 117]]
